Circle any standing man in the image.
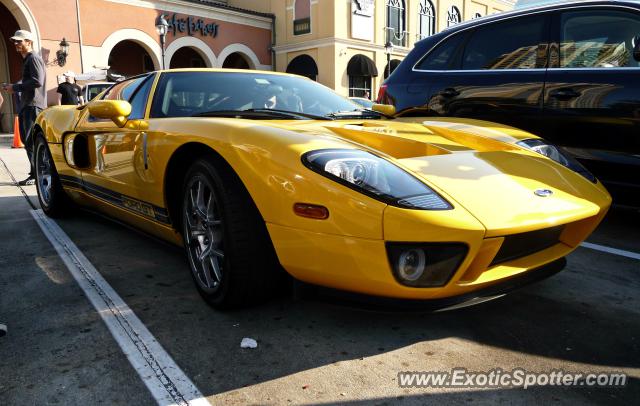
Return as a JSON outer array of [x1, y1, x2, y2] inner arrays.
[[57, 72, 81, 105], [1, 30, 47, 186]]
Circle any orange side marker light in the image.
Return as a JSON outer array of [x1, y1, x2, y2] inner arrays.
[[293, 203, 329, 220]]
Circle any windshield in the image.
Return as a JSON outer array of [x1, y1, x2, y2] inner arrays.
[[150, 71, 363, 119]]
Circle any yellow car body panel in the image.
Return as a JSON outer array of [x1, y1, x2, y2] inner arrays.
[[33, 69, 611, 303]]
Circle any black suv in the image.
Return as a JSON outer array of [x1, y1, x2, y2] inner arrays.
[[380, 0, 640, 207]]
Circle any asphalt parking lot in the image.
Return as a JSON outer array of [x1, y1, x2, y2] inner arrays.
[[1, 143, 638, 405]]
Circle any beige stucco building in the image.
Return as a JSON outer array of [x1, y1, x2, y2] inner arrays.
[[0, 0, 516, 132], [243, 0, 516, 98]]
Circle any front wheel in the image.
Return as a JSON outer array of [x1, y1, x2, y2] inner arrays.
[[181, 158, 281, 309], [34, 136, 68, 217]]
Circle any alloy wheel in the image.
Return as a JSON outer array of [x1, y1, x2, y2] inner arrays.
[[184, 176, 225, 292], [36, 144, 53, 207]]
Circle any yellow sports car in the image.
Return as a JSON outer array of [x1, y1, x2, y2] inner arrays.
[[34, 69, 611, 309]]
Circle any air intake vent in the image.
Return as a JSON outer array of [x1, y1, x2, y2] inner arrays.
[[490, 226, 564, 266]]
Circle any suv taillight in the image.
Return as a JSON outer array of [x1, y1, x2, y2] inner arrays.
[[376, 84, 388, 104]]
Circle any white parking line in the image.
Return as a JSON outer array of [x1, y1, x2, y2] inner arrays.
[[30, 209, 212, 406], [580, 242, 640, 261]]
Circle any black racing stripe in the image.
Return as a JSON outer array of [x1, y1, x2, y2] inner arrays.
[[59, 175, 83, 189], [59, 174, 172, 225], [155, 207, 169, 216]]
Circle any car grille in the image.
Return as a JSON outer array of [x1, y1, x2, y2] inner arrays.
[[490, 226, 565, 266]]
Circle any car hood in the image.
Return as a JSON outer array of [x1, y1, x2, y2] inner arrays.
[[280, 118, 612, 236]]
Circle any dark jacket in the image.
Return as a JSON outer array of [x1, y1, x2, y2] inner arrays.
[[13, 52, 47, 112]]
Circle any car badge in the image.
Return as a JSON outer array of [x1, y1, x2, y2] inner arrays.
[[534, 189, 553, 197]]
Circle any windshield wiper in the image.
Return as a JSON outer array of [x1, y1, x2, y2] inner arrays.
[[359, 108, 395, 119], [192, 108, 332, 120], [325, 109, 393, 120], [245, 108, 333, 120], [192, 110, 264, 118]]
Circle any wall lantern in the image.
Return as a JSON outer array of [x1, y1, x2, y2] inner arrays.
[[56, 38, 69, 67]]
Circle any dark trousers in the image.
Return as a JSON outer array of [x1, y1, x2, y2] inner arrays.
[[18, 106, 42, 177]]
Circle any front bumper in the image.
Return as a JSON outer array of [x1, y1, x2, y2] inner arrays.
[[313, 257, 567, 312], [267, 205, 605, 301]]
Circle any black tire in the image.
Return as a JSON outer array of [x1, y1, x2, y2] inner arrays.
[[34, 136, 69, 217], [181, 157, 281, 309]]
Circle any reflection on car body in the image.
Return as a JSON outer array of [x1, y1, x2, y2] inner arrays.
[[380, 0, 640, 207], [33, 68, 610, 310]]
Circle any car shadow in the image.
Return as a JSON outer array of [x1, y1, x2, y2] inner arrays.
[[46, 206, 640, 402]]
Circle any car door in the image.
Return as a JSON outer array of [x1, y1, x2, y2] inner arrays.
[[74, 74, 160, 221], [422, 13, 551, 136], [543, 7, 640, 206]]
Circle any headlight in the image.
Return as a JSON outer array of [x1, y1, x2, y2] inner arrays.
[[303, 149, 452, 210], [517, 139, 596, 183]]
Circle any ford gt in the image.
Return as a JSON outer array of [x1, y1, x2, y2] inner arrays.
[[33, 69, 611, 309]]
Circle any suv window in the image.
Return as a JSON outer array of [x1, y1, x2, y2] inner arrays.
[[415, 33, 465, 70], [85, 84, 112, 102], [559, 10, 640, 68], [462, 15, 548, 70]]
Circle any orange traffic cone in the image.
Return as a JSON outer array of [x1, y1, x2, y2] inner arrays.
[[11, 115, 23, 149]]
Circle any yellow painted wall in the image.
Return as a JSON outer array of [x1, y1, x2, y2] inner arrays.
[[263, 0, 515, 97]]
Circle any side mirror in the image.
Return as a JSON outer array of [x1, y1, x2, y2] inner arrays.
[[371, 103, 396, 117], [88, 100, 131, 127], [634, 36, 640, 62]]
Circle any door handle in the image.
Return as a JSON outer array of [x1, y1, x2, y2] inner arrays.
[[549, 88, 581, 100], [142, 132, 148, 170], [440, 88, 460, 97]]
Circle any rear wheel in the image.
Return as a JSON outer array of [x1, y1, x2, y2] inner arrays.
[[181, 158, 281, 309], [35, 136, 68, 217]]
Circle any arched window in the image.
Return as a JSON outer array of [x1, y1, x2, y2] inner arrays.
[[386, 0, 406, 47], [293, 0, 311, 35], [447, 6, 461, 27], [286, 54, 318, 81], [474, 12, 482, 19], [384, 59, 402, 79], [418, 0, 436, 40]]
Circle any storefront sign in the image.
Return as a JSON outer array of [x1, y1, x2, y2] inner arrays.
[[294, 17, 311, 35], [353, 0, 374, 17], [351, 0, 374, 41], [166, 13, 219, 38]]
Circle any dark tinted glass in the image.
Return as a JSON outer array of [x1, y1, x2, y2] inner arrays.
[[559, 10, 640, 68], [150, 72, 360, 118], [128, 75, 154, 120], [462, 15, 547, 70], [415, 33, 465, 70]]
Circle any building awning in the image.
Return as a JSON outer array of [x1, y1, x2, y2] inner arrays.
[[347, 54, 378, 77], [286, 54, 318, 79]]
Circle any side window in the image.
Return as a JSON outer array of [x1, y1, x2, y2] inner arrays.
[[102, 76, 147, 101], [90, 76, 148, 122], [415, 33, 465, 70], [559, 10, 640, 69], [128, 76, 155, 120], [462, 15, 548, 70]]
